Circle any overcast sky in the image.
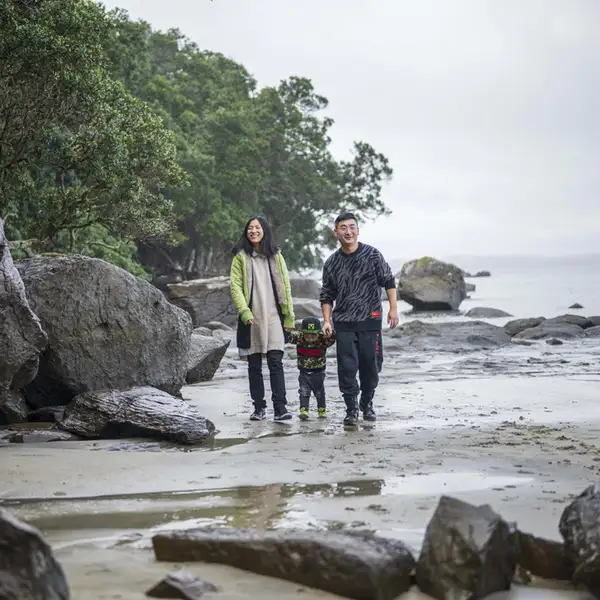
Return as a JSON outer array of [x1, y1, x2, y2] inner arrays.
[[102, 0, 600, 260]]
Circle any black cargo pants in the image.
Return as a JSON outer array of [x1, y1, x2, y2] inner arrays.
[[335, 330, 383, 401]]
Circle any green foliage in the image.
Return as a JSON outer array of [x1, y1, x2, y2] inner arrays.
[[0, 0, 185, 254], [0, 1, 393, 277]]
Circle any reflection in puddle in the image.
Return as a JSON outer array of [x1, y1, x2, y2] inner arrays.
[[3, 471, 533, 540]]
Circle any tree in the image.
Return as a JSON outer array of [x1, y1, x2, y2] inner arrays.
[[106, 14, 393, 278], [1, 4, 392, 277], [0, 0, 186, 260]]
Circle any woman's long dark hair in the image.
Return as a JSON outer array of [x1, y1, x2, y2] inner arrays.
[[231, 215, 279, 257]]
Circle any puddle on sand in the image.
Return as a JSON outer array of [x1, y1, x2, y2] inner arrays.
[[4, 471, 533, 538]]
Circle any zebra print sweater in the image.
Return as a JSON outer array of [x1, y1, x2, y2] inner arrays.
[[319, 243, 396, 332]]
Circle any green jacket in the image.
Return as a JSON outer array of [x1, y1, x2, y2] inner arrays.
[[230, 250, 295, 329]]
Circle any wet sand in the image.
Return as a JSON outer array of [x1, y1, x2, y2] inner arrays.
[[1, 343, 599, 598]]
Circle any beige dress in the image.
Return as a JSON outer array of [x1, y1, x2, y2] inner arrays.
[[245, 253, 285, 356]]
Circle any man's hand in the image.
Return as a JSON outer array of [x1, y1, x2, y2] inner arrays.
[[387, 308, 399, 329], [322, 320, 333, 337]]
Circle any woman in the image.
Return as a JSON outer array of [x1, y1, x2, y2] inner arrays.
[[230, 216, 295, 422]]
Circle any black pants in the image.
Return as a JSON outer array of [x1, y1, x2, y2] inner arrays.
[[247, 350, 287, 410], [336, 330, 383, 400], [298, 370, 326, 410]]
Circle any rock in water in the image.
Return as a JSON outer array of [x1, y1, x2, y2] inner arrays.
[[416, 496, 516, 599], [515, 322, 585, 341], [146, 571, 218, 599], [0, 507, 70, 599], [397, 256, 467, 311], [57, 387, 215, 444], [385, 320, 510, 353], [186, 332, 230, 384], [513, 530, 573, 582], [166, 276, 237, 327], [465, 306, 513, 318], [559, 483, 600, 596], [0, 220, 48, 422], [504, 317, 546, 337], [16, 256, 192, 408], [152, 527, 415, 600]]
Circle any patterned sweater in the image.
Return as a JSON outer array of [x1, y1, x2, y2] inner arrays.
[[288, 330, 336, 373], [320, 243, 395, 332]]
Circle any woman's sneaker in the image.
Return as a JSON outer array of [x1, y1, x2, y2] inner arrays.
[[250, 408, 266, 421], [298, 408, 310, 420], [317, 407, 327, 419]]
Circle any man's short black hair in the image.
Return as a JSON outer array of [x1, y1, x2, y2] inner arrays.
[[334, 212, 358, 227]]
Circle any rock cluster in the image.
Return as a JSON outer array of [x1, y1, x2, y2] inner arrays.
[[0, 219, 225, 444], [147, 485, 600, 599], [504, 314, 600, 341]]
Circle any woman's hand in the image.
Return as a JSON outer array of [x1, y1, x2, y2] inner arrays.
[[248, 319, 254, 325]]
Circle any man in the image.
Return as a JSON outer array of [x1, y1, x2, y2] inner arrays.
[[320, 212, 399, 426]]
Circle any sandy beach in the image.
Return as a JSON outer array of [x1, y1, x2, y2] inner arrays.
[[1, 335, 599, 599]]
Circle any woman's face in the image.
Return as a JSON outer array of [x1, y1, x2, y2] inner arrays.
[[246, 219, 264, 246]]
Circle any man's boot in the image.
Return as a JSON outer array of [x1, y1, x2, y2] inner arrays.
[[343, 395, 359, 426], [360, 393, 376, 422]]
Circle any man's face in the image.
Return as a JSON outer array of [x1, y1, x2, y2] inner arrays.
[[334, 218, 359, 245]]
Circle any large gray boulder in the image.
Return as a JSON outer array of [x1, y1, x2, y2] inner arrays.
[[416, 496, 516, 599], [0, 220, 48, 423], [58, 386, 215, 445], [16, 256, 192, 408], [166, 276, 237, 327], [186, 331, 230, 383], [397, 257, 467, 311], [152, 527, 415, 600], [385, 320, 510, 353], [0, 507, 70, 599], [0, 219, 48, 425]]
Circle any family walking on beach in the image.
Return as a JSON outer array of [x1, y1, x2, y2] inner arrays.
[[229, 212, 399, 426]]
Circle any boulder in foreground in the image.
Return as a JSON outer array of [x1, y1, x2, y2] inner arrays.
[[152, 526, 415, 600], [559, 483, 600, 596], [0, 219, 48, 422], [58, 387, 215, 445], [17, 256, 192, 408], [0, 507, 70, 599], [397, 256, 467, 311], [416, 495, 516, 599]]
